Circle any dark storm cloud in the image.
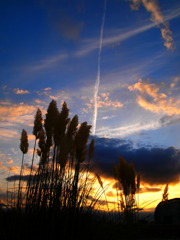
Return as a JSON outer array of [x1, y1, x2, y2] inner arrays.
[[92, 137, 180, 185], [6, 174, 30, 182], [6, 172, 46, 182], [6, 137, 180, 185]]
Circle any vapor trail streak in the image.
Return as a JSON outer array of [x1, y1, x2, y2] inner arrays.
[[92, 0, 107, 135]]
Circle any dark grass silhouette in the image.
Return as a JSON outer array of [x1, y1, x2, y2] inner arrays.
[[0, 101, 107, 240], [113, 156, 140, 225], [0, 101, 179, 240]]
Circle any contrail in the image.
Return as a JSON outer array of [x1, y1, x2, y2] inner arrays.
[[92, 0, 107, 135]]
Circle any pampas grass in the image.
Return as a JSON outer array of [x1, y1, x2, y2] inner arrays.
[[11, 100, 106, 240]]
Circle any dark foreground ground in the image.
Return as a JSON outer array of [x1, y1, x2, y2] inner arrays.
[[0, 209, 179, 240]]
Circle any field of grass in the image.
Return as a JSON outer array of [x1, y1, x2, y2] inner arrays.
[[0, 101, 179, 240]]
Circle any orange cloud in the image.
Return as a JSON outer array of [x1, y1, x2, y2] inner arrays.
[[97, 100, 123, 108], [85, 92, 123, 111], [9, 165, 21, 175], [13, 88, 30, 94], [128, 81, 166, 100], [0, 153, 13, 162], [34, 99, 44, 104], [0, 161, 4, 170], [137, 95, 180, 115], [0, 102, 37, 140], [129, 80, 180, 115], [28, 134, 36, 141], [170, 76, 180, 88], [0, 102, 35, 118], [0, 102, 36, 124], [6, 160, 13, 164], [7, 164, 33, 176], [101, 92, 109, 101], [129, 0, 174, 50], [142, 0, 165, 24], [43, 87, 52, 91], [0, 129, 19, 139]]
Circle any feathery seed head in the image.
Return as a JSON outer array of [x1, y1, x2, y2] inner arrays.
[[20, 129, 29, 154], [33, 108, 43, 138]]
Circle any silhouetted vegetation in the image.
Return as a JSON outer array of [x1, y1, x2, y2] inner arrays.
[[0, 101, 107, 240], [113, 157, 140, 225], [162, 183, 169, 201], [0, 101, 179, 240]]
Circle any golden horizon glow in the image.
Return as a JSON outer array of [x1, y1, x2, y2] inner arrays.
[[91, 176, 180, 212]]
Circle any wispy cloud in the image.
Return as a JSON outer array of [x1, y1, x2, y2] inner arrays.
[[25, 53, 68, 71], [76, 5, 179, 56], [170, 76, 180, 88], [76, 23, 154, 56], [0, 102, 35, 121], [35, 88, 69, 102], [0, 102, 36, 135], [97, 92, 123, 108], [0, 153, 13, 164], [43, 87, 52, 91], [102, 115, 115, 120], [92, 0, 107, 135], [159, 115, 180, 127], [83, 92, 123, 114], [129, 0, 175, 50], [96, 120, 161, 138], [0, 129, 19, 140], [34, 99, 46, 105]]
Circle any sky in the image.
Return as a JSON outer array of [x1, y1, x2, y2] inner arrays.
[[0, 0, 180, 211]]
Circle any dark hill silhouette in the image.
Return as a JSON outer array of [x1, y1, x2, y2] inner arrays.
[[155, 198, 180, 224]]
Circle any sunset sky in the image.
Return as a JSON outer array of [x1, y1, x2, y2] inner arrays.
[[0, 0, 180, 210]]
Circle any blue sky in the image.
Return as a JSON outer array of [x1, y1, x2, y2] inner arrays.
[[0, 0, 180, 205]]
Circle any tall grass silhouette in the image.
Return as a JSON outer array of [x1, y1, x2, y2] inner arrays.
[[113, 156, 140, 224], [1, 101, 179, 240], [17, 129, 28, 209], [13, 100, 106, 239]]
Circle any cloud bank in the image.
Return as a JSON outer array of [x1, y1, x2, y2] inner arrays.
[[92, 137, 180, 185], [6, 137, 180, 186]]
